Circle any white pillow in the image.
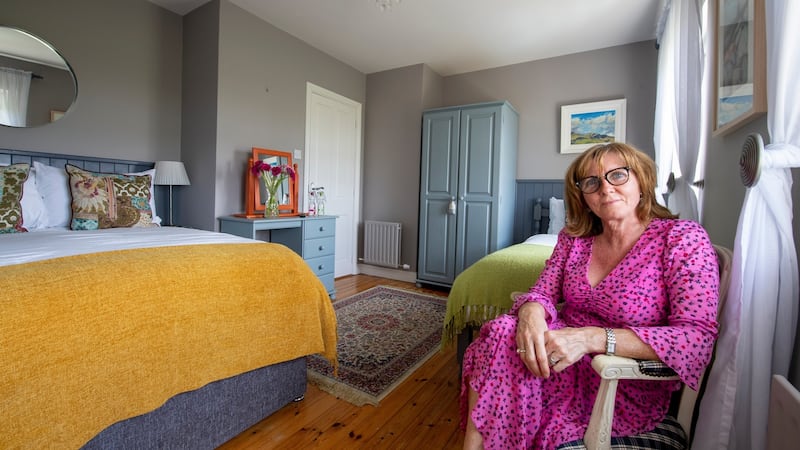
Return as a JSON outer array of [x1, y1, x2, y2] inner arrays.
[[1, 163, 47, 229], [126, 168, 161, 226], [547, 197, 566, 235], [524, 233, 558, 247], [33, 161, 72, 228]]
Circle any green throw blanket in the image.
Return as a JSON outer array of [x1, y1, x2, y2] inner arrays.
[[442, 243, 555, 347]]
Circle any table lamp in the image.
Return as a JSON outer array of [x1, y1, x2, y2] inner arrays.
[[153, 161, 190, 226]]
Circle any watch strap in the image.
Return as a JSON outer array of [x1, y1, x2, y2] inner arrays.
[[604, 327, 616, 355]]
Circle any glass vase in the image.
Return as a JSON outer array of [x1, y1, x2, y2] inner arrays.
[[264, 188, 280, 218]]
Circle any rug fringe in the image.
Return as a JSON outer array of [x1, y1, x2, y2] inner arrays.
[[307, 346, 441, 407], [307, 369, 379, 407]]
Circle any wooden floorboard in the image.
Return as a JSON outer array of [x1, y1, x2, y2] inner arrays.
[[218, 274, 463, 449]]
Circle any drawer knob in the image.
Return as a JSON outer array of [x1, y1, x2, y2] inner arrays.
[[319, 226, 325, 232], [317, 264, 325, 270], [318, 245, 324, 251]]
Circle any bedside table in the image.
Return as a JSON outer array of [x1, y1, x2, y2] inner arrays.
[[218, 215, 336, 298]]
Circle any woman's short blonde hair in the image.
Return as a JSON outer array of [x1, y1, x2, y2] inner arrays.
[[563, 142, 676, 237]]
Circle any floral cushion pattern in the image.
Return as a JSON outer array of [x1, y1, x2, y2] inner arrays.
[[0, 163, 31, 233], [66, 164, 155, 230]]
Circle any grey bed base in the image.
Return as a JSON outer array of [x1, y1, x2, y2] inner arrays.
[[1, 148, 308, 449], [82, 358, 307, 450]]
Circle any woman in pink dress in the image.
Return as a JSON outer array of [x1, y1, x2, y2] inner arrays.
[[461, 143, 720, 449]]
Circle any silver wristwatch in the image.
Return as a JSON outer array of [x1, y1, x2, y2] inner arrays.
[[604, 328, 616, 355]]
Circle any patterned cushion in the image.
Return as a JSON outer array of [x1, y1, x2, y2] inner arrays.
[[65, 164, 155, 230], [557, 415, 687, 450], [0, 163, 30, 233]]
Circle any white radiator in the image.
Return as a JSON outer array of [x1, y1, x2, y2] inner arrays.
[[363, 221, 402, 268]]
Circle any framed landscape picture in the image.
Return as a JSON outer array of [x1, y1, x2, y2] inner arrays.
[[560, 98, 626, 154], [713, 0, 766, 136]]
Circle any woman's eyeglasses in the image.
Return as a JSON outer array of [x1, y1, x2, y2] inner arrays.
[[575, 167, 631, 194]]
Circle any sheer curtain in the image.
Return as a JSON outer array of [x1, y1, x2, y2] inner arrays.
[[653, 0, 709, 222], [693, 0, 800, 449], [0, 67, 32, 127]]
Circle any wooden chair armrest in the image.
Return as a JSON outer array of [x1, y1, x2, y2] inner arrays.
[[584, 355, 679, 450]]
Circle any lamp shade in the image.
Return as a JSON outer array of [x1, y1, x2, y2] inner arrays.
[[153, 161, 190, 186]]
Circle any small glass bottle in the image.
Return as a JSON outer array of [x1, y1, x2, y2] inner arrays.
[[316, 189, 326, 216], [307, 183, 316, 215]]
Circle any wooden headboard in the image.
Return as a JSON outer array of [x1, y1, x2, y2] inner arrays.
[[0, 148, 168, 217], [513, 179, 565, 243]]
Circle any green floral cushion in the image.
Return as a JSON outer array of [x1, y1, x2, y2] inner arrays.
[[0, 163, 31, 233], [66, 164, 155, 230]]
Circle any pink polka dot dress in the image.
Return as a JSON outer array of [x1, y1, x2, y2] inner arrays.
[[460, 218, 720, 449]]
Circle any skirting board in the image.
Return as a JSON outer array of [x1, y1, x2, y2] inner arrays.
[[357, 263, 417, 283]]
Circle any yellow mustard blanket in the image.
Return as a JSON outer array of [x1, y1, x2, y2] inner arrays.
[[0, 242, 337, 449]]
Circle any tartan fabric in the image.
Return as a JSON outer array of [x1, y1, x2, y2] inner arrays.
[[637, 360, 678, 378], [556, 415, 687, 450]]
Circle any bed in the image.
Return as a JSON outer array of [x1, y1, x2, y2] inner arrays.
[[443, 186, 564, 362], [0, 150, 338, 449]]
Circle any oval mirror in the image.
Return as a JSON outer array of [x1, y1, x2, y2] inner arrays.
[[0, 26, 77, 127]]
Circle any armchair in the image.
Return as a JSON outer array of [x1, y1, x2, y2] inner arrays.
[[570, 244, 733, 450]]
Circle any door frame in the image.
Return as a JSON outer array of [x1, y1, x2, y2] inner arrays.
[[304, 82, 362, 277]]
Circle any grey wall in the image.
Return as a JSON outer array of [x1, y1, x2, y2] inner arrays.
[[179, 1, 220, 230], [363, 41, 658, 270], [364, 64, 442, 269], [181, 0, 366, 231], [444, 41, 658, 180], [0, 0, 182, 162]]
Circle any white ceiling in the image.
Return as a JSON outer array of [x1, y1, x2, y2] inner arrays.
[[149, 0, 662, 76]]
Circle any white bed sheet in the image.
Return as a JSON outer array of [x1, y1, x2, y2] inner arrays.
[[0, 227, 255, 267]]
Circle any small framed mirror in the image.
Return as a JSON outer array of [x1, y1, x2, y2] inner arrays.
[[243, 147, 299, 217]]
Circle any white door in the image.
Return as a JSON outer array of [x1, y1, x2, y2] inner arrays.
[[305, 82, 361, 278]]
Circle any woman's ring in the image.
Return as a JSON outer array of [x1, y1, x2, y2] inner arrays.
[[516, 348, 526, 354], [548, 355, 559, 366]]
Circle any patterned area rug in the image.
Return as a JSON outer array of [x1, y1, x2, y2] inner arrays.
[[307, 286, 447, 406]]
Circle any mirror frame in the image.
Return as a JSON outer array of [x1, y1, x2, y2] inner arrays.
[[243, 147, 299, 217]]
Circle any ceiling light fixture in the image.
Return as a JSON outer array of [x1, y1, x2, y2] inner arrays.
[[375, 0, 402, 12]]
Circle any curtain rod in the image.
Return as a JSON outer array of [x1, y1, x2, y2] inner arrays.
[[0, 66, 44, 80]]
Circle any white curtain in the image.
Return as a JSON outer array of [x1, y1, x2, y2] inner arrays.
[[693, 0, 800, 449], [653, 0, 709, 222], [0, 67, 32, 127]]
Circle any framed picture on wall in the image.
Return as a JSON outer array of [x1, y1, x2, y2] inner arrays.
[[560, 98, 626, 154], [713, 0, 766, 136]]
